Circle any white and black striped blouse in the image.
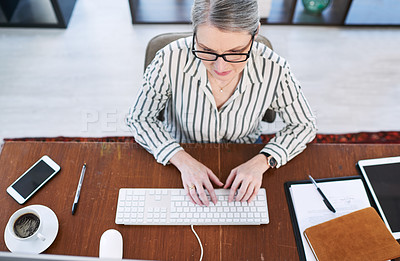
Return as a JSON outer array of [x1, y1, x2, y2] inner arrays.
[[126, 36, 317, 167]]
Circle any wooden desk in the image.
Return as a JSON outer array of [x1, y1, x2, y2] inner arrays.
[[1, 141, 399, 260]]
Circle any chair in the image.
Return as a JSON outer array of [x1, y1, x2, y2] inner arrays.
[[144, 32, 276, 123]]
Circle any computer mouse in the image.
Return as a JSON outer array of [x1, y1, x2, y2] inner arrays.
[[99, 229, 123, 259]]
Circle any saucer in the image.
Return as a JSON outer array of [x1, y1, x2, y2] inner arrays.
[[4, 205, 59, 254]]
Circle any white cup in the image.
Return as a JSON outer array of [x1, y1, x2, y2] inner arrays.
[[7, 207, 46, 242]]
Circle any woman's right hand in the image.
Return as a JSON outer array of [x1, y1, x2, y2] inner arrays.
[[170, 150, 223, 206]]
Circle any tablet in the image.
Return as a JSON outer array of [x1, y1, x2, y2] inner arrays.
[[357, 156, 400, 240]]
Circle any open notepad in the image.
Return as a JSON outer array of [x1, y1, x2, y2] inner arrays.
[[285, 177, 372, 261]]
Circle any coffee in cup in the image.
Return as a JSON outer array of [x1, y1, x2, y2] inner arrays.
[[13, 213, 40, 238], [7, 207, 46, 241]]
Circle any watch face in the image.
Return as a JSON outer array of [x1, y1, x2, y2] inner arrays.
[[269, 157, 277, 168]]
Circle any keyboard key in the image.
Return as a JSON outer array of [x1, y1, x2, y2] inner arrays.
[[172, 196, 184, 201], [255, 201, 264, 206], [134, 190, 145, 195], [171, 190, 180, 195]]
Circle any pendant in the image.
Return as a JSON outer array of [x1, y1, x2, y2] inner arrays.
[[220, 89, 223, 93]]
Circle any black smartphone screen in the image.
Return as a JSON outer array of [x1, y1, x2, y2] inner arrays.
[[12, 160, 56, 198], [363, 162, 400, 231]]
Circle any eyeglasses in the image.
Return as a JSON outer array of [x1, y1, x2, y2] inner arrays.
[[191, 32, 255, 63]]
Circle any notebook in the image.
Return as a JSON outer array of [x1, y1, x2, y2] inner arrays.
[[304, 207, 400, 261]]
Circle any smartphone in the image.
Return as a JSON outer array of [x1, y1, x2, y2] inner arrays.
[[6, 155, 61, 204]]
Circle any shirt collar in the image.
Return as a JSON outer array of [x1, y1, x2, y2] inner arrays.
[[237, 51, 263, 94], [183, 50, 207, 81]]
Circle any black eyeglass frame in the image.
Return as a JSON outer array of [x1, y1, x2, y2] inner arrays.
[[191, 31, 256, 63]]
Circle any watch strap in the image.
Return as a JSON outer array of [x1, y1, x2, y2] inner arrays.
[[260, 152, 277, 168], [260, 152, 271, 158]]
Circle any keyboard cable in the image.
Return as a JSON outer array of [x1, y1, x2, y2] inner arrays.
[[190, 224, 203, 261]]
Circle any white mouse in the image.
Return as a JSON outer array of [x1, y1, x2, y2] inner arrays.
[[99, 229, 123, 259]]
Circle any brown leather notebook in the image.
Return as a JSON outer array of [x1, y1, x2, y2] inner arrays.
[[304, 207, 400, 261]]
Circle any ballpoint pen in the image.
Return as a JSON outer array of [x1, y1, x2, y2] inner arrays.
[[72, 163, 86, 215], [308, 175, 336, 213]]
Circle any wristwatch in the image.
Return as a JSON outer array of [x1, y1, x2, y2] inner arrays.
[[260, 152, 277, 168]]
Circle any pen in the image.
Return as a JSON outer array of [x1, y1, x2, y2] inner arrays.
[[72, 163, 86, 215], [308, 175, 336, 213]]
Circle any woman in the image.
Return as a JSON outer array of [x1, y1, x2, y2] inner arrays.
[[126, 0, 316, 206]]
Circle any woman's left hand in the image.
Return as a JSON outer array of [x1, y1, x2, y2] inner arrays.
[[223, 154, 270, 203]]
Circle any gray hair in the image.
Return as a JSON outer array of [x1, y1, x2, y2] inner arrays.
[[191, 0, 259, 35]]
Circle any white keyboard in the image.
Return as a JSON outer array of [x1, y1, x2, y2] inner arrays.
[[115, 188, 269, 225]]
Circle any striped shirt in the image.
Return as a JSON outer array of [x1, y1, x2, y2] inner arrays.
[[126, 36, 317, 167]]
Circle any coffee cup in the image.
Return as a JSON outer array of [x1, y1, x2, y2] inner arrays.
[[7, 207, 46, 241]]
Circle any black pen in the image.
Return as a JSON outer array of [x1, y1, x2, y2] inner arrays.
[[72, 163, 86, 215], [308, 175, 336, 213]]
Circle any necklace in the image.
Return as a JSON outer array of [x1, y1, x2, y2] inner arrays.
[[218, 86, 227, 93], [211, 79, 231, 93], [209, 73, 240, 93]]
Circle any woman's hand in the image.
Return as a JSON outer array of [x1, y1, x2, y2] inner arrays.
[[223, 154, 270, 203], [170, 150, 224, 206]]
